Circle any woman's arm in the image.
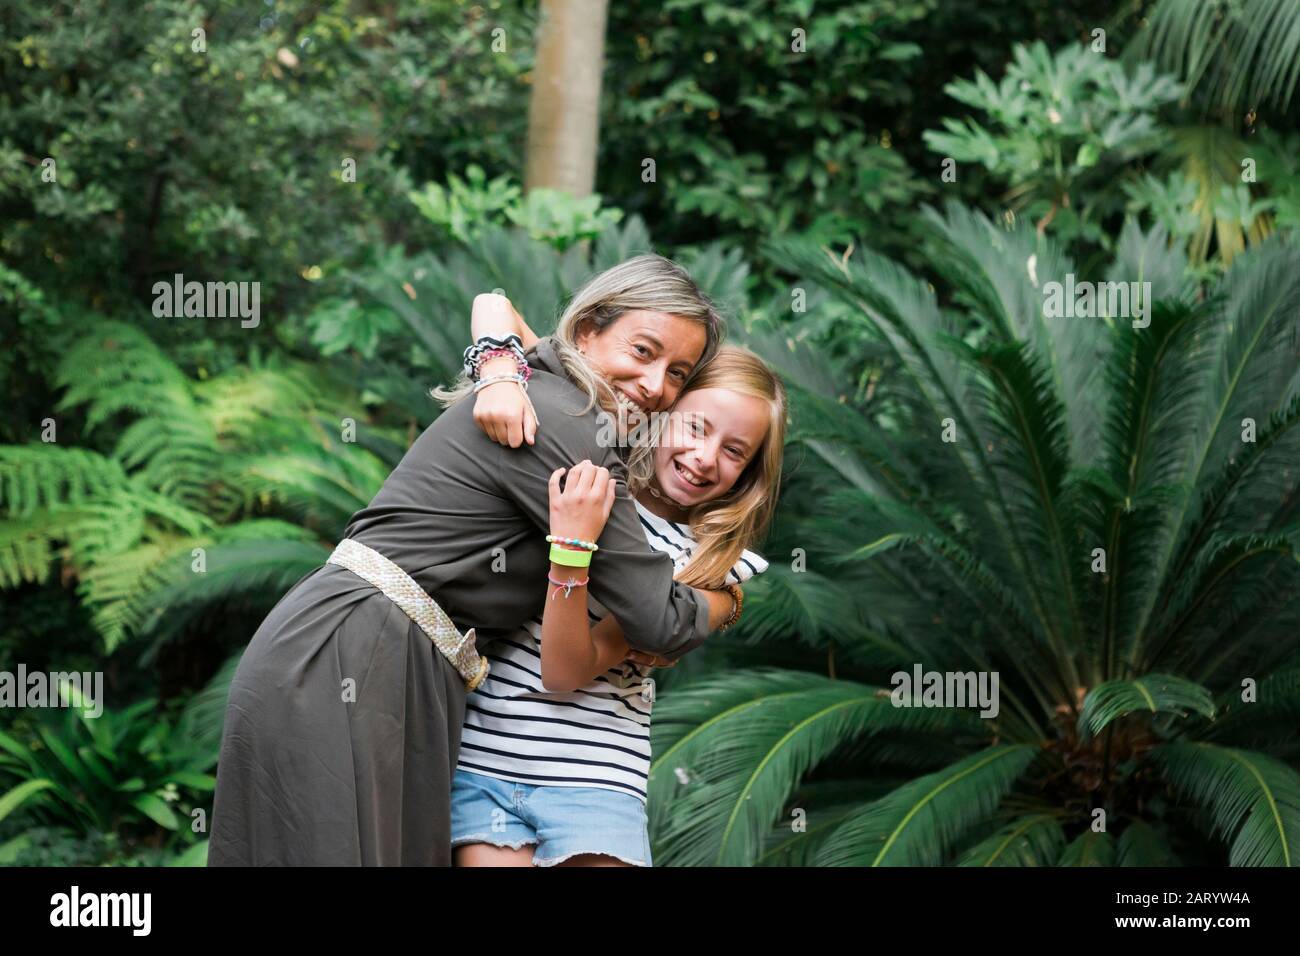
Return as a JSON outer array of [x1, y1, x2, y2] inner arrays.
[[492, 376, 727, 661], [471, 293, 540, 447]]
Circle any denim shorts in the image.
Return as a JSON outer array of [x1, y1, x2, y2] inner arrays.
[[450, 768, 652, 867]]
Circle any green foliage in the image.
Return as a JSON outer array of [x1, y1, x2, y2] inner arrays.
[[603, 0, 936, 259], [408, 164, 624, 249], [1136, 0, 1300, 116], [1077, 675, 1217, 740], [0, 669, 225, 844], [0, 0, 534, 314], [0, 321, 390, 652], [924, 41, 1184, 246], [642, 204, 1300, 866], [4, 0, 1299, 866]]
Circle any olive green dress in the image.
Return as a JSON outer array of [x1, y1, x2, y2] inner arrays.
[[208, 338, 709, 866]]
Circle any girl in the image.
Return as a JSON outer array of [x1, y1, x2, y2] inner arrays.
[[450, 297, 787, 866], [209, 256, 740, 866]]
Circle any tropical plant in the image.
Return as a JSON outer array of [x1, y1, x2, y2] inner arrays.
[[645, 202, 1300, 866], [924, 41, 1184, 246], [1120, 1, 1300, 269], [0, 321, 404, 655], [1135, 0, 1300, 118], [407, 165, 624, 250], [0, 657, 234, 849]]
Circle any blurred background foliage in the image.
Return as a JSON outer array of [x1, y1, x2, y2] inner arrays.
[[1, 0, 1298, 866]]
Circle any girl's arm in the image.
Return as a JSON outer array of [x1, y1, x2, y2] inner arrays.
[[471, 293, 541, 448], [539, 458, 730, 690], [493, 395, 733, 662], [540, 458, 618, 692]]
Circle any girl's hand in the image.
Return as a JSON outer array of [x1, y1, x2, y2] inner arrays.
[[548, 460, 616, 545], [473, 360, 537, 448]]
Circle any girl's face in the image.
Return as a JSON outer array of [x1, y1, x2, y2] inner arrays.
[[577, 310, 706, 416], [653, 387, 770, 508]]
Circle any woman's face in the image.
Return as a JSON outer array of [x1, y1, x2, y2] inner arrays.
[[576, 310, 707, 416], [653, 386, 770, 509]]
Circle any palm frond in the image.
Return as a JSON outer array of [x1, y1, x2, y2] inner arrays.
[[955, 813, 1066, 866], [1117, 819, 1180, 866], [1077, 673, 1216, 740], [1058, 829, 1116, 866], [1136, 0, 1300, 114], [814, 744, 1039, 866], [648, 668, 989, 866], [1130, 236, 1300, 660], [1154, 740, 1300, 866], [1203, 663, 1300, 750]]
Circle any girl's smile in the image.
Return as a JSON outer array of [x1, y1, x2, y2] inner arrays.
[[645, 386, 771, 518]]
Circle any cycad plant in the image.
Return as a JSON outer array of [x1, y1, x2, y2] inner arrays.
[[647, 202, 1300, 866]]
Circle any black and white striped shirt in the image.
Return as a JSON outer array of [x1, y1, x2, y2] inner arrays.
[[456, 499, 768, 802]]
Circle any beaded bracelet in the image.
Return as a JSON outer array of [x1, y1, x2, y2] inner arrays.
[[548, 572, 589, 599], [717, 582, 744, 631], [545, 534, 599, 552], [477, 347, 532, 383]]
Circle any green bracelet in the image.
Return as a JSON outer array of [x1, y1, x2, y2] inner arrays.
[[549, 543, 593, 568]]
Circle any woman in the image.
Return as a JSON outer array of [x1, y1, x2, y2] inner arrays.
[[450, 342, 786, 866], [208, 254, 739, 866]]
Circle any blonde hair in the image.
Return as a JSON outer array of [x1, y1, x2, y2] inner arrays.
[[642, 345, 787, 590], [433, 254, 725, 440]]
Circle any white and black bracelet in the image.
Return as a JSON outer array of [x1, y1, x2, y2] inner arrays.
[[463, 333, 526, 381]]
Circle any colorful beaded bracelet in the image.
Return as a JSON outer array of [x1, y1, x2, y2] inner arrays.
[[545, 534, 599, 552], [476, 347, 532, 383]]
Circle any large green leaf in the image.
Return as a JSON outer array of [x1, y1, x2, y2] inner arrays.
[[815, 744, 1039, 866]]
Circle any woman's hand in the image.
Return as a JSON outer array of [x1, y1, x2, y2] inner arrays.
[[473, 368, 537, 447], [623, 649, 678, 669], [548, 459, 616, 544]]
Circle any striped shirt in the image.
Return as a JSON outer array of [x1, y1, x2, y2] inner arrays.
[[456, 498, 768, 802]]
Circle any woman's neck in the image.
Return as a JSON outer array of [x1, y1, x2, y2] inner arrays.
[[636, 477, 691, 523]]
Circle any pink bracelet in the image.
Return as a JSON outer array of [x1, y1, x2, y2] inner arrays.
[[477, 348, 532, 382], [548, 572, 589, 599]]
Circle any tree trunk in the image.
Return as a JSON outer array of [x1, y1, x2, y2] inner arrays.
[[524, 0, 609, 197]]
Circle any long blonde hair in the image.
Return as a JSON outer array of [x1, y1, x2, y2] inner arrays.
[[644, 346, 787, 589]]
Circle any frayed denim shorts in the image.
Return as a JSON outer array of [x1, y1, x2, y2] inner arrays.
[[450, 768, 652, 867]]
